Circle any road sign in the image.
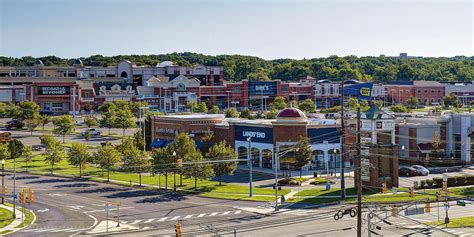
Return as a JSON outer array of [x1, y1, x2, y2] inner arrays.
[[443, 173, 447, 182], [404, 207, 424, 216], [105, 203, 111, 211]]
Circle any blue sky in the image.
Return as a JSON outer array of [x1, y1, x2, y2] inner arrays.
[[0, 0, 472, 59]]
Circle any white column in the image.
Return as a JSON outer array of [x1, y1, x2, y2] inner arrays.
[[259, 150, 263, 168]]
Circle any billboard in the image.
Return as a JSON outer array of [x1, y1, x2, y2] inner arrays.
[[248, 81, 277, 97], [235, 125, 273, 144], [343, 82, 373, 101], [38, 86, 70, 95]]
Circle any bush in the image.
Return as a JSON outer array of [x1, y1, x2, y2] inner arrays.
[[467, 176, 474, 185], [278, 177, 308, 186], [426, 179, 434, 188], [455, 176, 467, 186], [419, 180, 426, 189], [310, 177, 334, 185], [433, 178, 443, 188], [447, 177, 456, 187]]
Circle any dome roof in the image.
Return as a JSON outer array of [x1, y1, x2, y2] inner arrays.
[[73, 58, 83, 66], [276, 108, 307, 121]]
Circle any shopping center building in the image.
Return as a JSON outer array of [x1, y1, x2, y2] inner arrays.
[[150, 108, 346, 171]]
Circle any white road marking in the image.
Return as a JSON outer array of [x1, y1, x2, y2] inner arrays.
[[197, 213, 206, 218], [130, 220, 143, 225], [157, 217, 169, 222], [144, 218, 156, 223], [234, 210, 242, 214], [50, 228, 74, 233], [171, 216, 181, 221], [209, 212, 218, 216], [184, 215, 193, 219], [37, 208, 49, 213], [221, 211, 230, 215]]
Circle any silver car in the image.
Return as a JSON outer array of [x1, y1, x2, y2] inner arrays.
[[411, 165, 429, 176]]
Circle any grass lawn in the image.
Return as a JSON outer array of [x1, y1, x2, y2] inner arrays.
[[15, 207, 34, 228], [426, 216, 474, 228], [0, 207, 13, 229], [3, 154, 289, 197]]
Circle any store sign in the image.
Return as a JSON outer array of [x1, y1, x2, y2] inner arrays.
[[156, 128, 177, 135], [361, 157, 370, 181], [248, 81, 277, 96], [361, 120, 395, 131], [343, 82, 373, 101], [235, 125, 273, 144], [38, 86, 70, 95]]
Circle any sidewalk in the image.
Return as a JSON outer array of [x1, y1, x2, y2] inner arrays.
[[0, 204, 27, 234]]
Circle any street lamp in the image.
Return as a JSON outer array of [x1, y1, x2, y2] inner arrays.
[[139, 106, 148, 152], [173, 151, 177, 192], [247, 137, 253, 197], [1, 159, 4, 204]]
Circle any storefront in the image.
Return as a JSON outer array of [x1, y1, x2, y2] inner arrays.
[[26, 82, 79, 114]]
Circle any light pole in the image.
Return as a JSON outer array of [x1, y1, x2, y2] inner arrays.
[[139, 106, 148, 152], [173, 151, 177, 192], [247, 137, 253, 197], [13, 153, 16, 218], [1, 159, 4, 204]]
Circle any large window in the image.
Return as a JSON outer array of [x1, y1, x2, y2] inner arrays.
[[51, 103, 63, 112]]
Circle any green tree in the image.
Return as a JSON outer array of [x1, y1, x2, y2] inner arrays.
[[44, 140, 65, 175], [128, 150, 151, 187], [247, 68, 270, 81], [209, 105, 220, 114], [84, 116, 98, 128], [298, 99, 316, 113], [93, 144, 121, 182], [133, 129, 145, 150], [152, 146, 174, 190], [169, 132, 200, 190], [187, 101, 199, 112], [5, 103, 20, 119], [198, 102, 208, 113], [206, 141, 237, 185], [0, 143, 9, 161], [24, 117, 39, 136], [265, 109, 278, 119], [225, 108, 239, 118], [240, 109, 253, 119], [289, 100, 299, 108], [38, 114, 52, 131], [389, 104, 411, 113], [347, 98, 360, 110], [270, 96, 287, 110], [67, 142, 90, 177], [100, 110, 117, 135], [40, 134, 57, 150], [16, 101, 40, 121], [291, 136, 313, 178], [407, 97, 419, 109], [22, 145, 33, 172], [183, 151, 214, 191], [98, 102, 117, 114], [129, 101, 149, 119], [8, 139, 24, 161], [115, 108, 136, 137], [360, 100, 370, 112], [84, 129, 91, 144], [53, 115, 76, 143]]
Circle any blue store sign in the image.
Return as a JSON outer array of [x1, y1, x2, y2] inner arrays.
[[248, 81, 277, 97], [343, 82, 373, 101], [235, 125, 273, 144]]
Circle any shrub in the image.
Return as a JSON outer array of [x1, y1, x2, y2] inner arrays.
[[467, 176, 474, 185], [278, 177, 308, 186], [426, 179, 434, 188], [419, 180, 426, 189], [310, 177, 329, 185], [447, 177, 456, 187], [433, 178, 443, 188], [455, 176, 467, 186]]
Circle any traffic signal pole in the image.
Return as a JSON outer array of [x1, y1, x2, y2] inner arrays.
[[340, 80, 346, 199], [356, 108, 362, 237]]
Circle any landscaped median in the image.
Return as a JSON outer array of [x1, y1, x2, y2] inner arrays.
[[426, 216, 474, 228], [288, 186, 474, 204], [0, 203, 35, 235], [3, 154, 290, 201]]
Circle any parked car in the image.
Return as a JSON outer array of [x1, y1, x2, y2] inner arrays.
[[32, 144, 45, 151], [6, 120, 24, 130], [398, 167, 418, 177], [81, 128, 101, 136], [411, 165, 430, 176]]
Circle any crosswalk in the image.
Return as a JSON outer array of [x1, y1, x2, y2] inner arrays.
[[393, 221, 472, 237], [120, 210, 244, 226]]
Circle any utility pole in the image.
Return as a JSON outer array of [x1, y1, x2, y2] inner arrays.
[[340, 80, 346, 199], [356, 107, 362, 237], [247, 137, 253, 197]]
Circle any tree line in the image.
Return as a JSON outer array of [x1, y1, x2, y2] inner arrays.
[[1, 53, 473, 82]]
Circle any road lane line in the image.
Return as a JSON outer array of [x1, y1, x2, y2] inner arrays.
[[50, 228, 74, 233], [221, 211, 230, 215], [184, 215, 193, 219], [210, 212, 218, 216], [234, 210, 242, 214], [197, 213, 206, 218], [157, 217, 169, 222], [144, 218, 156, 223], [171, 216, 181, 221]]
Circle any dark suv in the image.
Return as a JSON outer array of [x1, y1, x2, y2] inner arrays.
[[6, 120, 25, 130]]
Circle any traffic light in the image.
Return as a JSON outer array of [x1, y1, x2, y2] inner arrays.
[[381, 183, 387, 194], [19, 192, 25, 204], [177, 159, 183, 168], [424, 201, 431, 213], [175, 223, 183, 237], [408, 187, 415, 198], [1, 186, 7, 196], [442, 181, 448, 192], [29, 191, 34, 204], [391, 205, 397, 217], [435, 189, 443, 202]]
